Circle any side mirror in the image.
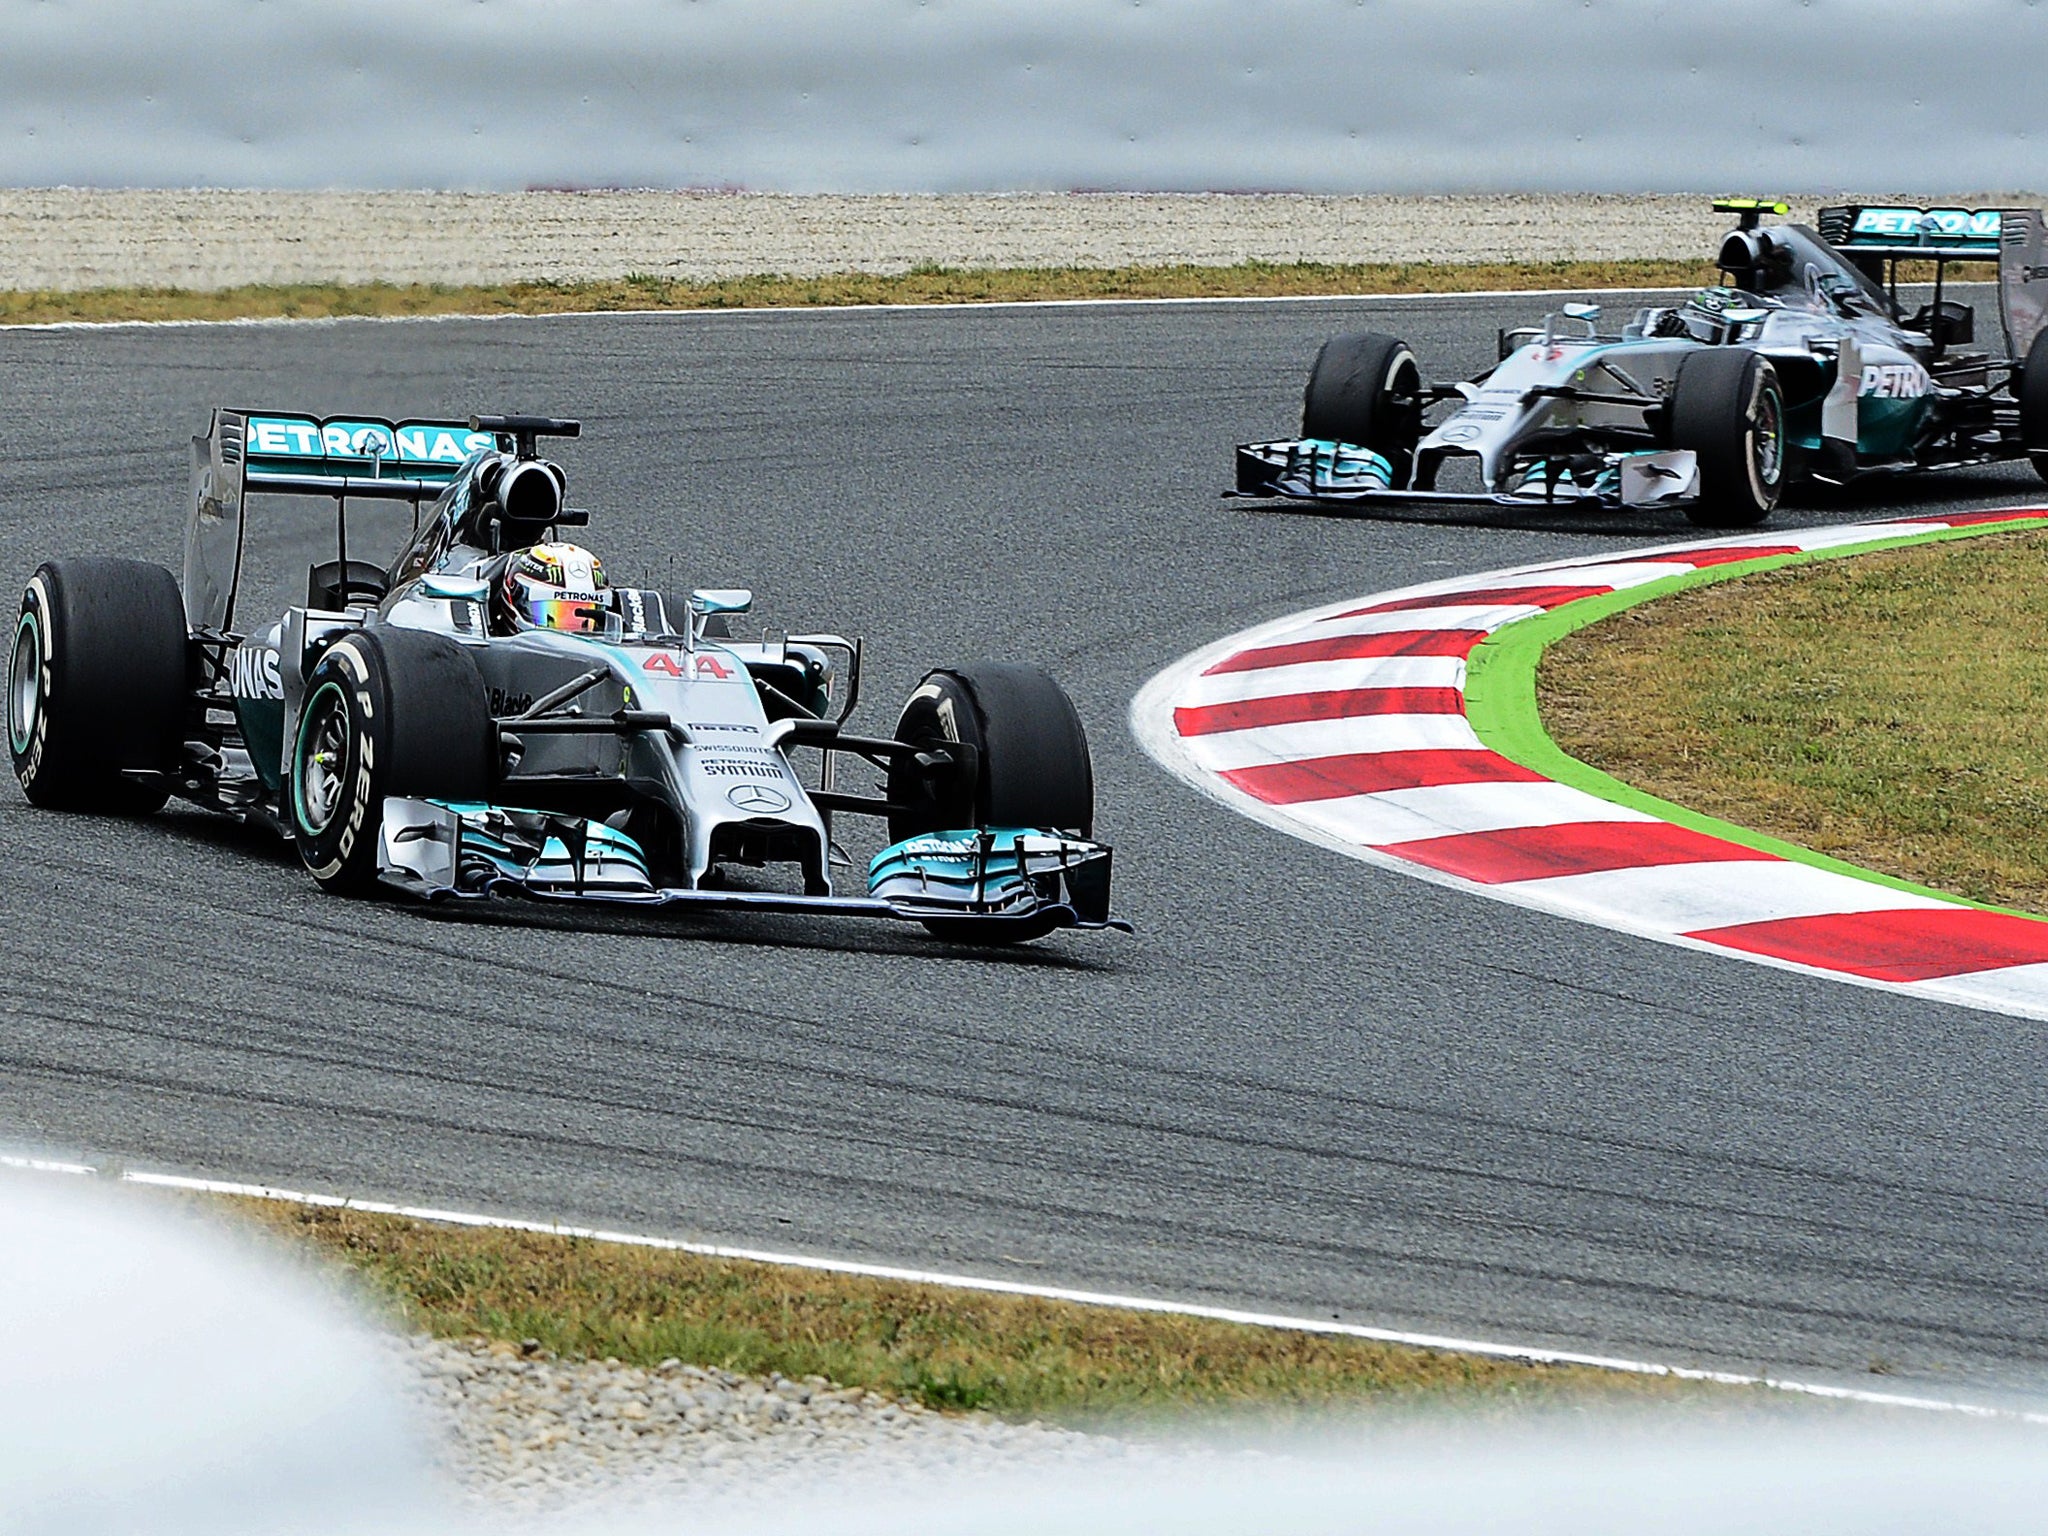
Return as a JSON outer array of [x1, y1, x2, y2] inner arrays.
[[688, 587, 753, 645], [690, 588, 753, 616], [1541, 304, 1601, 344], [420, 574, 489, 602]]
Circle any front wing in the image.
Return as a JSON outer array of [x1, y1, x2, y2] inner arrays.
[[1231, 439, 1699, 509], [375, 799, 1128, 934]]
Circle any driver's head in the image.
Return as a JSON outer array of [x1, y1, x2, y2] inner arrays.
[[498, 542, 608, 633]]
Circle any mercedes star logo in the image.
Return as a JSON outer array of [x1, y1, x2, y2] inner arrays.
[[727, 783, 792, 815]]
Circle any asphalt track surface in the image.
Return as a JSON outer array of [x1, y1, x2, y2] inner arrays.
[[3, 295, 2046, 1406]]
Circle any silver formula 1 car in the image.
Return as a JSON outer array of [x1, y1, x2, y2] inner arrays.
[[8, 410, 1124, 942], [1235, 199, 2048, 526]]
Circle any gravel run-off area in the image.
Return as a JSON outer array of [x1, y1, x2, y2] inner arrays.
[[397, 1334, 1187, 1514], [7, 189, 2041, 289]]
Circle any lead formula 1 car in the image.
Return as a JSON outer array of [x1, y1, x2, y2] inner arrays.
[[8, 411, 1124, 943], [1234, 199, 2048, 526]]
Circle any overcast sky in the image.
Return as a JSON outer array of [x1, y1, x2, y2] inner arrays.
[[1, 1, 2039, 193]]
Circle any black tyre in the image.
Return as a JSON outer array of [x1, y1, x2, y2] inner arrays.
[[887, 663, 1093, 943], [1670, 348, 1786, 527], [8, 558, 188, 814], [289, 628, 492, 894], [888, 663, 1093, 841], [1300, 331, 1424, 488], [2018, 329, 2048, 482]]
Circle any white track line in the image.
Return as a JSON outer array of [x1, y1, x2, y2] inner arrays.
[[0, 283, 1719, 334], [3, 1151, 2040, 1423]]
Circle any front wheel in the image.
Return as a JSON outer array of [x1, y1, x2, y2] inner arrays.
[[1300, 331, 1424, 488], [1670, 348, 1786, 527], [887, 662, 1094, 942], [8, 558, 188, 814], [290, 628, 493, 894]]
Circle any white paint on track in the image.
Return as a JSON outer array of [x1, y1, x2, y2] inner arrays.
[[0, 281, 1714, 336], [4, 1151, 2041, 1424]]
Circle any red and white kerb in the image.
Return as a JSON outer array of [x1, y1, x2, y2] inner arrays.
[[1139, 511, 2048, 1019]]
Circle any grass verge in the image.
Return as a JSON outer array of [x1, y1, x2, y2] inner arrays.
[[227, 1197, 1697, 1424], [0, 257, 1717, 325], [1538, 527, 2048, 914]]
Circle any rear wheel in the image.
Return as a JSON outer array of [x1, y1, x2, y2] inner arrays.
[[8, 558, 187, 814], [2018, 330, 2048, 481], [887, 662, 1094, 942], [290, 628, 492, 894], [1301, 331, 1423, 488], [1670, 349, 1786, 527]]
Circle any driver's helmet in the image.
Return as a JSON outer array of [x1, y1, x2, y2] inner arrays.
[[497, 542, 609, 633]]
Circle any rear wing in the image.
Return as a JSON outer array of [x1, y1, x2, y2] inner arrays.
[[1816, 204, 2005, 263], [240, 413, 498, 498], [1815, 204, 2048, 360], [184, 409, 497, 632]]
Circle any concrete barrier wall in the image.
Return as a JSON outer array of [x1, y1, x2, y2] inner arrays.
[[2, 1, 2041, 193]]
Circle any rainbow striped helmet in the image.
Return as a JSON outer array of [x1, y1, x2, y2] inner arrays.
[[499, 542, 608, 633]]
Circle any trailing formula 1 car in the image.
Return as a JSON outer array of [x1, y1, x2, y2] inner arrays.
[[1235, 199, 2048, 526], [8, 410, 1124, 943]]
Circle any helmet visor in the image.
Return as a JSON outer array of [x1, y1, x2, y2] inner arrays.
[[521, 596, 609, 634]]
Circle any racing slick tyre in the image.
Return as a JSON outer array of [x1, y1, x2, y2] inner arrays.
[[8, 558, 188, 815], [1301, 331, 1424, 488], [1669, 349, 1786, 527], [2018, 330, 2048, 482], [887, 663, 1094, 943], [289, 628, 492, 895]]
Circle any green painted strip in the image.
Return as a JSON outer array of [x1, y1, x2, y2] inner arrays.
[[1462, 515, 2048, 921]]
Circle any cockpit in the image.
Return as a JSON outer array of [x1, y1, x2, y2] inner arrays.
[[1713, 221, 1897, 319], [1621, 221, 1910, 347]]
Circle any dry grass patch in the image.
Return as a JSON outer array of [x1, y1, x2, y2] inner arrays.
[[231, 1199, 1691, 1424], [0, 258, 1716, 326], [1539, 529, 2048, 911]]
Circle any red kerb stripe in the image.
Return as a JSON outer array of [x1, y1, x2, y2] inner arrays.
[[1203, 630, 1487, 676], [1174, 687, 1465, 737], [1336, 584, 1611, 618], [1911, 509, 2048, 528], [1377, 820, 1776, 884], [1685, 906, 2048, 983], [1221, 748, 1542, 804]]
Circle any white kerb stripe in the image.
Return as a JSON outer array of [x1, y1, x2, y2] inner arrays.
[[1505, 860, 1955, 933], [1181, 713, 1483, 773], [1177, 655, 1468, 708], [1904, 961, 2048, 1013], [1280, 601, 1549, 641], [1776, 522, 1957, 552], [1477, 560, 1713, 590], [1284, 780, 1661, 850]]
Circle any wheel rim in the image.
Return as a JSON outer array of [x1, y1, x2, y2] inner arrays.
[[8, 611, 41, 757], [293, 681, 351, 835], [1751, 380, 1785, 489], [1383, 352, 1423, 477]]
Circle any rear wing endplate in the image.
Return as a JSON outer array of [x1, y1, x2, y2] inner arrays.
[[183, 409, 496, 632], [1998, 209, 2048, 361]]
